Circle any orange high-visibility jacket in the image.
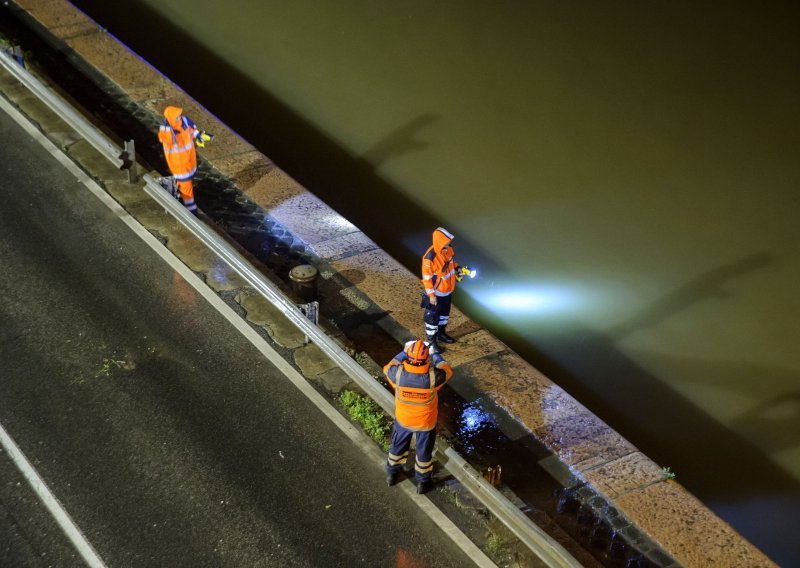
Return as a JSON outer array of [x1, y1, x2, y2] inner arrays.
[[384, 351, 453, 431], [158, 106, 199, 181], [421, 227, 459, 300]]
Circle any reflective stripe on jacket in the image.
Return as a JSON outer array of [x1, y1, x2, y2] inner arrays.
[[158, 106, 198, 180], [422, 227, 458, 299], [383, 351, 453, 431]]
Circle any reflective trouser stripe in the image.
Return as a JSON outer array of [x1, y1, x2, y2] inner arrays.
[[415, 457, 434, 474], [386, 422, 436, 482], [174, 168, 196, 181], [424, 293, 452, 332], [387, 451, 408, 466], [163, 142, 195, 154], [176, 180, 197, 212]]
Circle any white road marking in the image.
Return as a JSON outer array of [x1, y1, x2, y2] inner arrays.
[[0, 423, 107, 568], [0, 95, 109, 568], [0, 92, 495, 567]]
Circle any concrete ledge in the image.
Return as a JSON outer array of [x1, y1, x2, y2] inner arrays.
[[9, 1, 777, 566]]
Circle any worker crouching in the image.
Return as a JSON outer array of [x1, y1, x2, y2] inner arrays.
[[384, 339, 453, 494]]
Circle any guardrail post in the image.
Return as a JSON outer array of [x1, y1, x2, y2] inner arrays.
[[2, 45, 24, 67], [120, 139, 137, 183], [0, 48, 126, 170], [298, 301, 320, 344], [12, 46, 24, 67]]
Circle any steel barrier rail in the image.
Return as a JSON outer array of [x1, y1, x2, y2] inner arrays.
[[143, 175, 582, 568], [142, 174, 396, 412], [441, 447, 582, 568], [0, 49, 125, 169], [1, 46, 581, 565]]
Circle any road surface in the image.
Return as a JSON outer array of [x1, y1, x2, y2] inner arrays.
[[0, 103, 474, 567]]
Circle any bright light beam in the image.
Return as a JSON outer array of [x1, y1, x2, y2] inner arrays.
[[471, 283, 578, 316]]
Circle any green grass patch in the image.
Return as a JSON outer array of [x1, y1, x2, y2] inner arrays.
[[340, 390, 392, 451], [443, 485, 464, 509], [484, 532, 505, 557]]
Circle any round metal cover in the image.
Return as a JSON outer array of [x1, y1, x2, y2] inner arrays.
[[289, 264, 318, 283]]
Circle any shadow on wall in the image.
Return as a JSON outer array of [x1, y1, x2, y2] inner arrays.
[[24, 1, 800, 560]]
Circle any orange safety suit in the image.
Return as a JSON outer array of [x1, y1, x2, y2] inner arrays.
[[158, 106, 199, 214], [421, 227, 459, 301], [421, 227, 460, 347]]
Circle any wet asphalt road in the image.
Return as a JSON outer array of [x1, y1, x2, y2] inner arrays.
[[0, 108, 473, 566]]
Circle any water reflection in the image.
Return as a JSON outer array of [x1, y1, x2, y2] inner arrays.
[[452, 401, 499, 455], [209, 258, 232, 286], [470, 281, 580, 316]]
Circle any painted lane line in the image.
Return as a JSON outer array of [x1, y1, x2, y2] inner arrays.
[[0, 87, 495, 568], [0, 423, 107, 568], [0, 94, 108, 568]]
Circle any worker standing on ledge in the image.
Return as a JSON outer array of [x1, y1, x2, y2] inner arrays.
[[384, 339, 453, 494], [158, 106, 212, 216], [421, 227, 473, 353]]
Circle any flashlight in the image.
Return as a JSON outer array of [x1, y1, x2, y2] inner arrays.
[[195, 131, 214, 148], [457, 266, 477, 282]]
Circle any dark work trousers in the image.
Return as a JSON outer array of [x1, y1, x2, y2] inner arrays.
[[423, 293, 452, 340], [386, 422, 436, 482]]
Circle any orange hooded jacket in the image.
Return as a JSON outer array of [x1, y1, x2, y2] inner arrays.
[[158, 106, 198, 181], [421, 227, 458, 300]]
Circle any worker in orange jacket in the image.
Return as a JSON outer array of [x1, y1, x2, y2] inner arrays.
[[158, 106, 210, 215], [384, 339, 453, 494], [421, 227, 461, 353]]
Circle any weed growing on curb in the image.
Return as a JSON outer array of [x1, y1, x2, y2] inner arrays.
[[660, 466, 676, 481], [484, 532, 505, 557], [340, 390, 392, 451], [443, 486, 464, 509]]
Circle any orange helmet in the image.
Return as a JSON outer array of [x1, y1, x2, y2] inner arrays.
[[404, 340, 430, 364]]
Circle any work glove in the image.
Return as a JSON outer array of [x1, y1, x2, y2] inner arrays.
[[195, 131, 214, 148]]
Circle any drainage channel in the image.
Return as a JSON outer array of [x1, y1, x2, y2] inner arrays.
[[1, 10, 676, 568], [438, 392, 675, 568]]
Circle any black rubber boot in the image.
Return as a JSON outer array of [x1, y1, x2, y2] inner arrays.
[[386, 471, 398, 487], [416, 480, 433, 495], [427, 335, 444, 353], [437, 327, 456, 344]]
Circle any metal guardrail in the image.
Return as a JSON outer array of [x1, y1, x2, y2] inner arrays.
[[0, 49, 131, 174], [141, 177, 582, 568], [2, 45, 581, 567], [142, 175, 398, 410]]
